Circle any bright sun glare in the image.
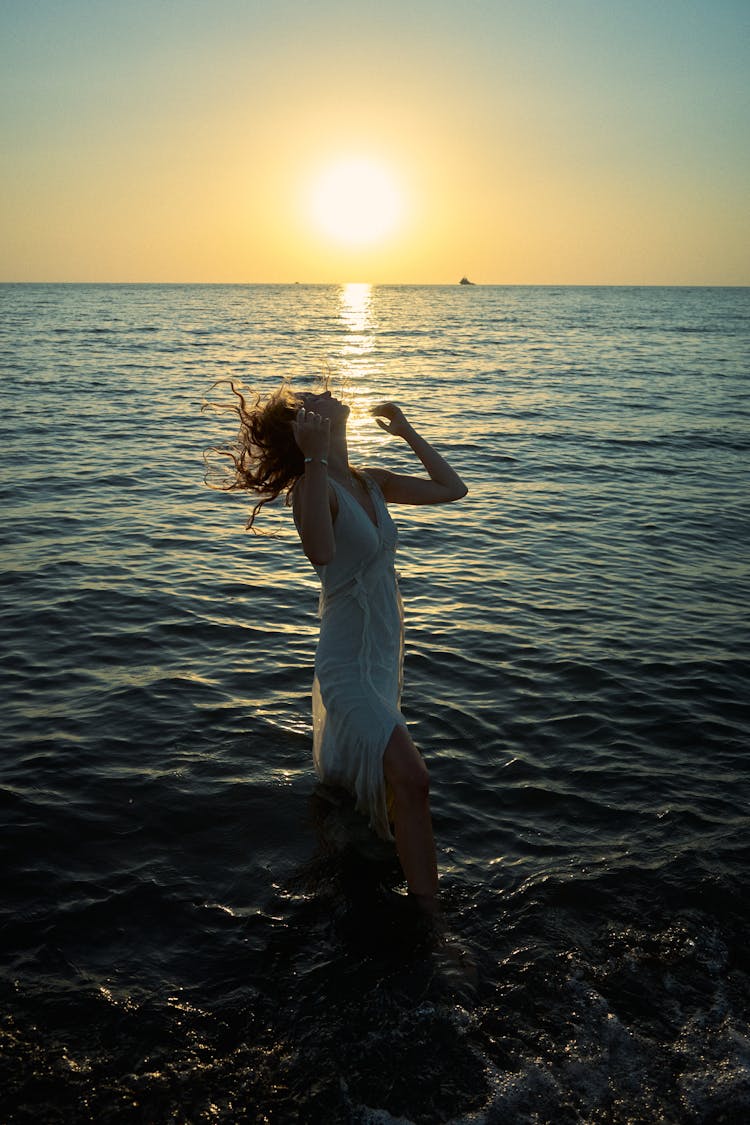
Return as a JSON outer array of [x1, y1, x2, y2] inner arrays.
[[309, 157, 403, 247]]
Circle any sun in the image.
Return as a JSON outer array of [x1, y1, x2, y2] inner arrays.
[[309, 156, 403, 247]]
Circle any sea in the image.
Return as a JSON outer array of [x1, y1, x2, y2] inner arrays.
[[1, 282, 749, 1123]]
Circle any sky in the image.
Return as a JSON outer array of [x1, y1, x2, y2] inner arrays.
[[1, 0, 748, 284]]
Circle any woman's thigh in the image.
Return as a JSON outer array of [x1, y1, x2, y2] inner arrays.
[[382, 724, 430, 793]]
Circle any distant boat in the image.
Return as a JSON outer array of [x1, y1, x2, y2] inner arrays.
[[459, 276, 475, 285]]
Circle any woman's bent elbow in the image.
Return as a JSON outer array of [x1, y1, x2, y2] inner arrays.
[[447, 483, 468, 501], [306, 547, 335, 566]]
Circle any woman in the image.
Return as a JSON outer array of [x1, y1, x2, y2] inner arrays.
[[214, 382, 467, 912]]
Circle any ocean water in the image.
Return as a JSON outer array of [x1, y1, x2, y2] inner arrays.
[[1, 282, 749, 1123]]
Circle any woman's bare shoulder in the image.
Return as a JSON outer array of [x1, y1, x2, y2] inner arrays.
[[361, 466, 391, 489]]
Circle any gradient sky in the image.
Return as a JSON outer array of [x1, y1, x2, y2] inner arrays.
[[1, 0, 748, 283]]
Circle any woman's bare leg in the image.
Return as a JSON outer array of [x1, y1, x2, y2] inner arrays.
[[383, 725, 438, 905]]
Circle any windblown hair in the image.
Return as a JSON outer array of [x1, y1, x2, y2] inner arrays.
[[203, 380, 304, 531]]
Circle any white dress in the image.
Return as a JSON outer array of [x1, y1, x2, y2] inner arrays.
[[309, 474, 404, 841]]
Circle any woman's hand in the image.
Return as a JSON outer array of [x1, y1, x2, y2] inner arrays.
[[292, 407, 330, 461], [371, 402, 413, 440]]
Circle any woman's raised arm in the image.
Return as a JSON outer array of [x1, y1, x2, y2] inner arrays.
[[291, 408, 336, 565], [366, 402, 468, 505]]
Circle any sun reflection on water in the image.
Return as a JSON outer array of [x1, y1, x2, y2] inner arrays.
[[339, 282, 372, 334], [335, 283, 385, 454]]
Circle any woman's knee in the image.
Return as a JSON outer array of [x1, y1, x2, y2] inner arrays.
[[383, 726, 430, 803]]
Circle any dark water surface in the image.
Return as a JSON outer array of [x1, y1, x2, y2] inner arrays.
[[1, 283, 749, 1122]]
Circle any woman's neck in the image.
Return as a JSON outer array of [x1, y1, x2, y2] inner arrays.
[[326, 431, 351, 479]]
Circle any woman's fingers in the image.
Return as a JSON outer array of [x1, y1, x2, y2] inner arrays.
[[293, 408, 330, 458], [372, 401, 408, 436], [296, 408, 327, 426], [371, 401, 406, 425], [371, 401, 395, 418]]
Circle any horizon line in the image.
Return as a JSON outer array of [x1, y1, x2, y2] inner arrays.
[[2, 279, 748, 288]]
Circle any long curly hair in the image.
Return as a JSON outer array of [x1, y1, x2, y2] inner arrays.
[[203, 380, 305, 531]]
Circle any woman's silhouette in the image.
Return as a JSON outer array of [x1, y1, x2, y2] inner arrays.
[[213, 383, 467, 912]]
